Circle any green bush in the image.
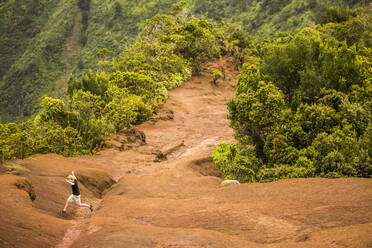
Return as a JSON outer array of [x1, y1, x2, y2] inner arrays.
[[103, 95, 145, 132], [216, 5, 372, 182], [212, 70, 223, 84], [258, 164, 314, 183], [213, 142, 262, 183], [67, 71, 109, 99], [109, 71, 158, 104]]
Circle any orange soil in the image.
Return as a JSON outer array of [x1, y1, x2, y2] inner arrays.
[[1, 58, 371, 248]]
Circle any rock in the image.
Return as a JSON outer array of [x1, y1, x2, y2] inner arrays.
[[150, 108, 174, 123], [121, 127, 146, 145], [109, 140, 124, 151], [76, 168, 116, 198], [14, 178, 36, 201], [152, 149, 167, 162], [109, 127, 146, 151], [152, 140, 185, 162], [220, 180, 240, 187], [162, 140, 185, 156]]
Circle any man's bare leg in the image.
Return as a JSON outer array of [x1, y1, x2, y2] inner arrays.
[[62, 199, 69, 213], [79, 202, 93, 212]]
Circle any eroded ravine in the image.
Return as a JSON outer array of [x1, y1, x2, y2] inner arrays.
[[53, 57, 238, 247], [60, 57, 372, 248], [1, 58, 371, 248]]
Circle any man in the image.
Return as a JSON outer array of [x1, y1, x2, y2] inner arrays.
[[62, 171, 93, 213]]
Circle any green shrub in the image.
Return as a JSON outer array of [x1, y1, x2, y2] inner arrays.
[[213, 142, 262, 183], [67, 71, 109, 99], [212, 70, 223, 84], [258, 164, 314, 183]]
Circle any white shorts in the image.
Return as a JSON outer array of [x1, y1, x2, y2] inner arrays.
[[67, 194, 81, 204]]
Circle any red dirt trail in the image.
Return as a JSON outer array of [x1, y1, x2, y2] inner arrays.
[[1, 58, 371, 248]]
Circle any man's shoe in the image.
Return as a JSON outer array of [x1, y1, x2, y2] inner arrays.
[[89, 204, 93, 212]]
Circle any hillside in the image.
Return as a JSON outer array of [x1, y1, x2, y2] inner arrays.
[[0, 0, 182, 122], [1, 58, 371, 248], [0, 2, 371, 247], [192, 0, 366, 37], [0, 0, 368, 121], [0, 0, 79, 121]]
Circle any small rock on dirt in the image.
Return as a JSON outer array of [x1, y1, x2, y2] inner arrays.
[[220, 180, 240, 187], [150, 108, 174, 123]]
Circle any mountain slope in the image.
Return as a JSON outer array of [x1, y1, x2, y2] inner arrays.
[[191, 0, 367, 37], [0, 0, 368, 121], [0, 0, 182, 122], [0, 0, 79, 121]]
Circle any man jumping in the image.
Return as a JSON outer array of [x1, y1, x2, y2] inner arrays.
[[62, 171, 93, 213]]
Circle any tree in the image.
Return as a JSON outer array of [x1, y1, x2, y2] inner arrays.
[[228, 81, 285, 159], [38, 96, 68, 124]]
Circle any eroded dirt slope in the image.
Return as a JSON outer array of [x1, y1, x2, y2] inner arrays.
[[1, 58, 371, 248]]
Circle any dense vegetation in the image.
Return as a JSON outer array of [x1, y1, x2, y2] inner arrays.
[[1, 0, 367, 122], [192, 0, 366, 38], [0, 1, 244, 162], [0, 0, 183, 122], [0, 0, 79, 121], [213, 6, 372, 182]]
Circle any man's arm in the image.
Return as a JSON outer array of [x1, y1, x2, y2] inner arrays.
[[65, 180, 75, 185], [71, 171, 77, 180]]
